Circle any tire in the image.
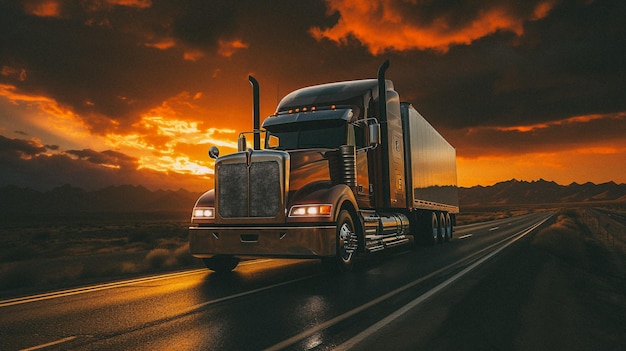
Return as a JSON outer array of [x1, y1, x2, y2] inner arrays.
[[438, 213, 446, 243], [203, 255, 240, 273], [423, 212, 439, 246], [322, 210, 358, 272], [443, 213, 452, 242]]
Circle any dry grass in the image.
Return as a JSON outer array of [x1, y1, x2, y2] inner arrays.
[[0, 212, 201, 292], [532, 210, 590, 266], [532, 208, 625, 278], [456, 206, 552, 225], [2, 207, 623, 293]]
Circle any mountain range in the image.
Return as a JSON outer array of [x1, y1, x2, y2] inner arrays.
[[1, 179, 625, 215], [458, 179, 626, 206], [0, 184, 201, 215]]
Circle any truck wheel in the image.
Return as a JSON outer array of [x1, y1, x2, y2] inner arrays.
[[425, 212, 439, 245], [323, 210, 358, 272], [203, 255, 240, 273], [439, 213, 446, 243], [443, 213, 452, 242]]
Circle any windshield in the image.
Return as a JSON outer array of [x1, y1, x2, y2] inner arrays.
[[266, 120, 347, 150]]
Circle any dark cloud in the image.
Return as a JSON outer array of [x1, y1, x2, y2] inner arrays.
[[387, 0, 549, 29], [446, 112, 626, 158], [1, 0, 625, 188], [0, 135, 47, 157], [172, 0, 238, 48], [2, 0, 624, 132], [310, 0, 555, 56], [0, 135, 210, 191], [0, 1, 198, 132], [66, 148, 137, 168], [0, 1, 329, 134], [381, 0, 626, 130]]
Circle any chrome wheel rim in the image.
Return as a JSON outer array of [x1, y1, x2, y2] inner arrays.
[[339, 222, 354, 262]]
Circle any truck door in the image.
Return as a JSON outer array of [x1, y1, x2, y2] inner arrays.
[[350, 124, 372, 208]]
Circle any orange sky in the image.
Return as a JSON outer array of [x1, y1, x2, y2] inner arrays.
[[1, 0, 625, 192]]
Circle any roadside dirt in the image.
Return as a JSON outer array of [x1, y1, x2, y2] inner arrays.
[[352, 208, 626, 350], [0, 212, 199, 295]]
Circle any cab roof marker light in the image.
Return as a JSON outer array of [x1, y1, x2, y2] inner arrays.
[[277, 104, 345, 116]]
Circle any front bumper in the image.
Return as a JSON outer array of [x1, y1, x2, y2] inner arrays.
[[189, 225, 336, 259]]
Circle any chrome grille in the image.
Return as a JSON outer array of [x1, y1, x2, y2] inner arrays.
[[249, 161, 280, 216], [217, 163, 248, 218], [217, 160, 281, 218]]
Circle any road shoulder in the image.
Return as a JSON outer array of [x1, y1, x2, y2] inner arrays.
[[350, 216, 626, 350]]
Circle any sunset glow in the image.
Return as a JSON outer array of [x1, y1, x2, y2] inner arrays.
[[23, 0, 61, 18], [311, 0, 556, 54], [1, 0, 624, 191]]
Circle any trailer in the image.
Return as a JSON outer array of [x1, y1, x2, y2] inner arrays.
[[189, 61, 458, 272]]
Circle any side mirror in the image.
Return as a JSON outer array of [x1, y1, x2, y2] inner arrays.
[[368, 123, 381, 147], [208, 146, 220, 159], [238, 134, 247, 152]]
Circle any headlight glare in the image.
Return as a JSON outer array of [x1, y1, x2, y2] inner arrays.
[[289, 204, 332, 217], [192, 207, 215, 219]]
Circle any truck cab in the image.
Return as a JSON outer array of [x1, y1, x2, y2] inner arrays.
[[190, 63, 458, 273]]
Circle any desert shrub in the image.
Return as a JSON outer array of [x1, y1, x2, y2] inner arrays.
[[120, 261, 140, 274], [533, 212, 586, 264], [4, 245, 37, 262], [532, 209, 613, 272], [173, 243, 194, 266], [109, 238, 127, 247], [146, 248, 172, 269], [128, 231, 154, 245], [32, 231, 51, 242], [534, 226, 586, 265], [77, 262, 115, 281], [0, 263, 39, 290]]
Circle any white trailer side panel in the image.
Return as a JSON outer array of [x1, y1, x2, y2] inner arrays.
[[402, 103, 459, 213]]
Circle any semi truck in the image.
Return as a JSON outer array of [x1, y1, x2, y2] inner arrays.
[[189, 61, 459, 272]]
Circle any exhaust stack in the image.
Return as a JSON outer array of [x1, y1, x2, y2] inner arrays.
[[377, 60, 390, 121], [248, 75, 261, 150]]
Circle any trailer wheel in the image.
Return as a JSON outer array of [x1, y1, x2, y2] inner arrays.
[[438, 213, 446, 243], [428, 212, 440, 245], [443, 213, 452, 242], [203, 255, 240, 273], [323, 210, 358, 272], [418, 212, 440, 246]]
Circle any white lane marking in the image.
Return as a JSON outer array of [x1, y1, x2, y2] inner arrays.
[[489, 226, 499, 231], [264, 214, 552, 351], [335, 215, 551, 350], [458, 234, 473, 239], [20, 336, 77, 351], [1, 259, 284, 308], [0, 269, 207, 308]]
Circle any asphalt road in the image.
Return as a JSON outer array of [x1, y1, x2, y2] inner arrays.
[[1, 212, 557, 350]]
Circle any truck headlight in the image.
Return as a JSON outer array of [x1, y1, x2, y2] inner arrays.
[[289, 204, 332, 217], [192, 207, 215, 219]]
